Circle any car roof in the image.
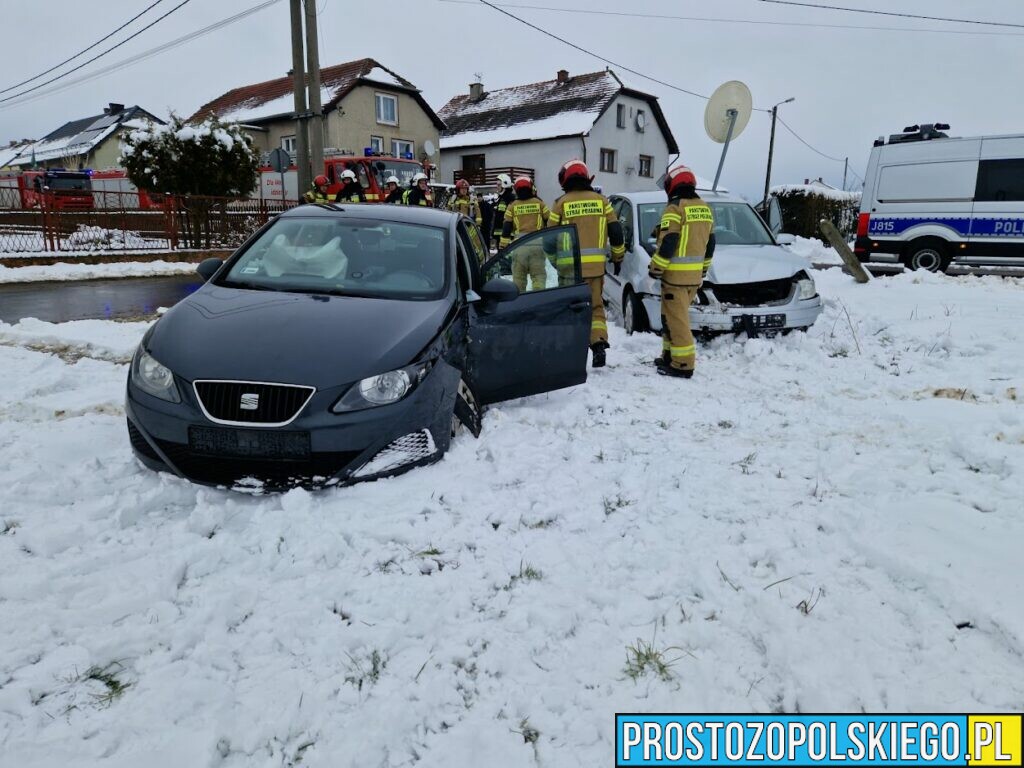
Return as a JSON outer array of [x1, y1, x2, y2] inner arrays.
[[279, 202, 457, 226], [612, 188, 746, 205]]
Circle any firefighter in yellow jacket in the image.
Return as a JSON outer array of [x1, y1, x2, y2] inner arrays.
[[447, 178, 482, 224], [548, 159, 625, 367], [303, 174, 333, 204], [500, 176, 550, 292], [649, 165, 716, 378]]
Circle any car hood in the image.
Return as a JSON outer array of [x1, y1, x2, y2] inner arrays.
[[707, 244, 810, 284], [146, 284, 452, 389]]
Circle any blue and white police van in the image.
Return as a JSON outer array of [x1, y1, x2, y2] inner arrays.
[[855, 124, 1024, 271]]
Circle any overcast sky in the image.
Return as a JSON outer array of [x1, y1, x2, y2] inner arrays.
[[3, 0, 1023, 199]]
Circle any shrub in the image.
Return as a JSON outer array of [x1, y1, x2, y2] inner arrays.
[[771, 184, 861, 241]]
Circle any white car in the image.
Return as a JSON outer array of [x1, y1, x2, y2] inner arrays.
[[604, 188, 824, 336]]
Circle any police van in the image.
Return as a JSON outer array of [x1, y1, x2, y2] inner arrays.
[[855, 124, 1024, 271]]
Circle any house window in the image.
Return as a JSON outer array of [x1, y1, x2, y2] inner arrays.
[[375, 93, 398, 125], [639, 154, 653, 178], [600, 148, 617, 173], [636, 109, 647, 133], [392, 139, 414, 158], [370, 135, 384, 153], [281, 135, 297, 155], [616, 104, 626, 129]]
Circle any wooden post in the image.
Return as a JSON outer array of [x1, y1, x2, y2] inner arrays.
[[820, 219, 870, 283]]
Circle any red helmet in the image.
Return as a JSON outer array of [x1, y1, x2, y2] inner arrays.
[[664, 165, 697, 197], [455, 178, 470, 191], [314, 174, 329, 187], [558, 159, 590, 189], [513, 176, 533, 191]]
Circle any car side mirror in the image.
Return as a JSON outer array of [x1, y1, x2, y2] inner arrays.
[[196, 257, 222, 282], [776, 233, 796, 246], [479, 277, 519, 303]]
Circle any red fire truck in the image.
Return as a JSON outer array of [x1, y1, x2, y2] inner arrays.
[[256, 149, 429, 203], [0, 168, 161, 211]]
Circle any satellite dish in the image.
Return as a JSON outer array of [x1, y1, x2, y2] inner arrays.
[[704, 81, 752, 144], [423, 139, 437, 158]]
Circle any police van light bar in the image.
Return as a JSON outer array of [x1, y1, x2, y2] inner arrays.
[[935, 123, 951, 131], [903, 125, 920, 133]]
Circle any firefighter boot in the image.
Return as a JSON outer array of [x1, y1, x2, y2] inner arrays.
[[591, 342, 608, 368], [657, 364, 693, 379]]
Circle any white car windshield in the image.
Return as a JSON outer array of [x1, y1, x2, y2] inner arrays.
[[639, 202, 774, 247], [221, 218, 448, 300]]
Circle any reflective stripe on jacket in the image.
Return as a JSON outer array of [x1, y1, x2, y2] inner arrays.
[[652, 197, 714, 287], [500, 197, 550, 247], [548, 190, 624, 277], [448, 194, 482, 223]]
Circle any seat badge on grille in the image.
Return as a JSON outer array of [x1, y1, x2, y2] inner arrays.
[[239, 393, 260, 411]]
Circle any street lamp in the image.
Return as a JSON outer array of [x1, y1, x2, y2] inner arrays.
[[763, 97, 795, 207]]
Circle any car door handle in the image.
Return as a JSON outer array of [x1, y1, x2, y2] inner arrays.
[[569, 299, 590, 311]]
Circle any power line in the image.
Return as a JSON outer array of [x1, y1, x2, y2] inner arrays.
[[440, 0, 1024, 37], [0, 0, 194, 105], [756, 0, 1024, 30], [776, 116, 846, 162], [0, 0, 283, 111], [0, 0, 167, 95]]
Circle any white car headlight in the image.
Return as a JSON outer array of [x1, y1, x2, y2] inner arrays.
[[797, 276, 817, 300], [332, 363, 430, 413], [132, 347, 180, 402]]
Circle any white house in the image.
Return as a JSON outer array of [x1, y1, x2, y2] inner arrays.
[[438, 69, 678, 203]]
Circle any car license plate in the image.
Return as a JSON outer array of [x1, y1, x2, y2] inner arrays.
[[732, 313, 786, 331], [189, 426, 311, 459]]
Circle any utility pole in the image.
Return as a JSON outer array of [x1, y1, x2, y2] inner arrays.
[[304, 0, 324, 173], [289, 0, 310, 195], [843, 157, 849, 191], [763, 97, 794, 206]]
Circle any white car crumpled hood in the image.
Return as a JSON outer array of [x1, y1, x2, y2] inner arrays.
[[707, 244, 810, 285]]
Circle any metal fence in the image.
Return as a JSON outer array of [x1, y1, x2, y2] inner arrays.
[[0, 190, 301, 253]]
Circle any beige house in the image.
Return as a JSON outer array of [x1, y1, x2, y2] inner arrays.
[[190, 58, 445, 166], [2, 104, 162, 170]]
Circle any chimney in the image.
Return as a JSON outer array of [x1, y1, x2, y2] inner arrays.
[[557, 69, 569, 84], [105, 102, 124, 115], [469, 81, 484, 102]]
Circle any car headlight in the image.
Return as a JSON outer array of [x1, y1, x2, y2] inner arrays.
[[131, 347, 180, 403], [796, 274, 817, 300], [332, 362, 431, 413]]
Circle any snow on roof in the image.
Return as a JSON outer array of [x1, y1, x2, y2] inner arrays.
[[189, 58, 445, 130], [440, 112, 603, 150], [5, 107, 161, 168], [771, 183, 860, 201]]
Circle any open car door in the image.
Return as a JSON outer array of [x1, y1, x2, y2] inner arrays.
[[467, 225, 591, 405]]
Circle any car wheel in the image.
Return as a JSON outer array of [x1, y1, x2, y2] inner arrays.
[[451, 378, 481, 438], [903, 239, 951, 273], [622, 288, 649, 335]]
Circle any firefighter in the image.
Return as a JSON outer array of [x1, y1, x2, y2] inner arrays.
[[302, 174, 333, 204], [500, 176, 550, 292], [548, 159, 625, 367], [383, 175, 404, 204], [649, 165, 716, 378], [448, 178, 482, 224], [336, 169, 365, 203], [403, 172, 433, 206], [490, 173, 515, 249]]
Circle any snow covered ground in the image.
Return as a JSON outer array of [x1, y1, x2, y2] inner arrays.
[[0, 260, 199, 284], [1, 268, 1023, 766]]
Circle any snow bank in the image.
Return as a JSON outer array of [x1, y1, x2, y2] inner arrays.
[[772, 183, 861, 202], [1, 271, 1023, 764], [0, 317, 151, 362], [0, 260, 198, 284]]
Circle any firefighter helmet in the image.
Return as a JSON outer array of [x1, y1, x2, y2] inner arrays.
[[340, 169, 358, 183], [496, 173, 513, 189], [557, 159, 591, 189], [412, 172, 428, 184], [664, 165, 697, 197], [513, 176, 533, 191], [455, 178, 470, 191], [313, 174, 329, 187]]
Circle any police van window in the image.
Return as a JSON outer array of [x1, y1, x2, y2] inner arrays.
[[975, 159, 1024, 202], [878, 161, 977, 202]]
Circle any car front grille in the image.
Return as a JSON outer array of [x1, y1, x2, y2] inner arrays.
[[193, 380, 315, 425], [153, 438, 361, 490], [709, 278, 793, 307]]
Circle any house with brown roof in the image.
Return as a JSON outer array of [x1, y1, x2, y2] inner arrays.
[[190, 58, 445, 166], [438, 69, 678, 203]]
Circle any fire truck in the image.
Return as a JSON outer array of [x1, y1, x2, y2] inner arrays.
[[256, 149, 430, 203], [0, 168, 161, 210]]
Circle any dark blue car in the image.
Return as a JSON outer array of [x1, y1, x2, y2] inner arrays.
[[126, 203, 591, 490]]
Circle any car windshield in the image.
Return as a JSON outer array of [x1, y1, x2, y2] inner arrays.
[[638, 201, 774, 247], [372, 161, 422, 188], [46, 176, 90, 191], [220, 217, 448, 300]]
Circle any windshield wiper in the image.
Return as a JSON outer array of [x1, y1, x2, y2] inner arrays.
[[221, 280, 275, 291]]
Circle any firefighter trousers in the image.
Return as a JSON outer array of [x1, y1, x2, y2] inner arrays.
[[587, 276, 608, 346], [661, 283, 698, 371], [511, 246, 547, 292]]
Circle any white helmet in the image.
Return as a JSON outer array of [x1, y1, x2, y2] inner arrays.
[[385, 175, 399, 185], [496, 173, 513, 189], [340, 169, 357, 182], [412, 172, 428, 183]]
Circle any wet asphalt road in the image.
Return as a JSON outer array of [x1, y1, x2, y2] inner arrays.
[[0, 274, 203, 324]]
